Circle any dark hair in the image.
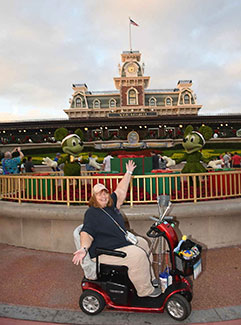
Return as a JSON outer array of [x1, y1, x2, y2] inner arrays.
[[88, 193, 113, 208], [27, 156, 32, 161]]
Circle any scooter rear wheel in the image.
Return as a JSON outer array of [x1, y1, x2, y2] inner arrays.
[[79, 290, 106, 315], [165, 293, 191, 321]]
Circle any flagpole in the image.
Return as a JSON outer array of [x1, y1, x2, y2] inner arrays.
[[129, 18, 132, 52]]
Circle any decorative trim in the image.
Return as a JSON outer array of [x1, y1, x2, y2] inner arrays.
[[61, 134, 80, 145], [192, 131, 205, 145]]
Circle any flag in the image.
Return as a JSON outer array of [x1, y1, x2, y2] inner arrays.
[[129, 18, 139, 27]]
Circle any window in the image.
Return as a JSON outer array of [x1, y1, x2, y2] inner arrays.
[[128, 88, 138, 105], [166, 97, 172, 106], [149, 97, 156, 106], [184, 94, 190, 104], [108, 129, 119, 139], [76, 97, 82, 108], [148, 127, 159, 139], [92, 129, 103, 139], [109, 98, 116, 108], [93, 99, 100, 108]]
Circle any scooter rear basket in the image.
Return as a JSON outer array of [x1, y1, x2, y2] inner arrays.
[[174, 240, 202, 277]]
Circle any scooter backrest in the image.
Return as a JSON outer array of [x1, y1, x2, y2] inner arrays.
[[73, 224, 83, 250]]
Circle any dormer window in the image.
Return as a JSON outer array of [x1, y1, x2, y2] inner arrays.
[[109, 98, 116, 108], [149, 97, 156, 106], [76, 97, 82, 108], [165, 97, 172, 106], [128, 88, 138, 105], [184, 94, 191, 104], [93, 99, 101, 108]]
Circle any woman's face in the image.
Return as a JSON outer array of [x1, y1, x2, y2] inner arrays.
[[95, 190, 109, 208]]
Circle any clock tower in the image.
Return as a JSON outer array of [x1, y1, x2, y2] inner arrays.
[[114, 51, 150, 107]]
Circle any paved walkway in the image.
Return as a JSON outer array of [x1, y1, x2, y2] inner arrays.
[[0, 243, 241, 324]]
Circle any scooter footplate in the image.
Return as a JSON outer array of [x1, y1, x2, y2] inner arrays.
[[129, 295, 164, 308]]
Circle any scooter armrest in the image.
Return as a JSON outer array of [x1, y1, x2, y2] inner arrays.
[[95, 248, 126, 258]]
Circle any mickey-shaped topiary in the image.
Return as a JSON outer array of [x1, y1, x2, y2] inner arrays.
[[56, 128, 84, 176], [43, 128, 84, 176], [176, 125, 213, 173]]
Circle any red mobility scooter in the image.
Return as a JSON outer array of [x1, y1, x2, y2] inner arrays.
[[78, 195, 202, 321]]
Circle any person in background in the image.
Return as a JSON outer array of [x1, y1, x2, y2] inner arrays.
[[0, 153, 3, 174], [86, 153, 101, 171], [215, 156, 223, 169], [159, 155, 167, 170], [1, 147, 24, 175], [25, 156, 35, 173], [20, 158, 26, 173], [228, 152, 233, 168], [103, 152, 113, 172], [231, 152, 241, 168], [229, 152, 233, 168], [86, 153, 96, 171], [72, 160, 161, 298], [223, 152, 231, 168], [150, 151, 159, 170], [52, 153, 61, 171]]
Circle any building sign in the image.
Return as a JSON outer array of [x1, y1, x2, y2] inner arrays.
[[108, 111, 157, 118]]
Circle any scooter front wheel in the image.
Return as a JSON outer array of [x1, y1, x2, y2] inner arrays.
[[165, 293, 191, 321], [79, 290, 106, 315]]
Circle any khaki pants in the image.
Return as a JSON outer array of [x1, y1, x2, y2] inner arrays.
[[98, 236, 155, 297]]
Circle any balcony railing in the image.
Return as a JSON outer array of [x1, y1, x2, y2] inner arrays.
[[0, 170, 241, 206]]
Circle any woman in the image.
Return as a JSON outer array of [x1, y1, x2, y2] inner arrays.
[[72, 160, 161, 298]]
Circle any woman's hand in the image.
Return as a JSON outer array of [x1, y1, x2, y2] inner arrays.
[[126, 160, 136, 174], [72, 247, 87, 265]]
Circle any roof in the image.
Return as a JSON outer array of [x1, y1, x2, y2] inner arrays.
[[177, 80, 192, 84], [72, 83, 88, 88], [122, 50, 140, 54], [146, 89, 178, 93]]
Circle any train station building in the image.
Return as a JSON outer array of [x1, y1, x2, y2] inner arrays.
[[0, 49, 240, 145]]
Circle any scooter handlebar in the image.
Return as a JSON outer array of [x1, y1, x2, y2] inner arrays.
[[164, 216, 174, 222], [149, 216, 175, 223], [146, 225, 165, 238]]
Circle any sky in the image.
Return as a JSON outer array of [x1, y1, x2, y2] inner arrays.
[[0, 0, 241, 122]]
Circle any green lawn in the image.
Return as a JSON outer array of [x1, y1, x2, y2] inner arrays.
[[30, 151, 107, 165]]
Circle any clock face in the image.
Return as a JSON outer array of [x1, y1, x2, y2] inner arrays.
[[128, 65, 135, 73]]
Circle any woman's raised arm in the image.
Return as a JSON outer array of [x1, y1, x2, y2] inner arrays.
[[114, 160, 136, 209]]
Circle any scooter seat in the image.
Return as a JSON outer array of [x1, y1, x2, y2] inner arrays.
[[98, 264, 130, 285], [100, 263, 128, 274]]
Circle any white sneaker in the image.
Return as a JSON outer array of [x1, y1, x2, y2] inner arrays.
[[148, 287, 162, 298], [152, 278, 159, 287]]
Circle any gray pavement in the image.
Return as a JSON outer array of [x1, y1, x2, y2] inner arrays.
[[0, 243, 241, 325], [0, 303, 241, 325]]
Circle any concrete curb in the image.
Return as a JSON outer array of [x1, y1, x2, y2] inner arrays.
[[0, 303, 241, 324], [1, 198, 241, 253]]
